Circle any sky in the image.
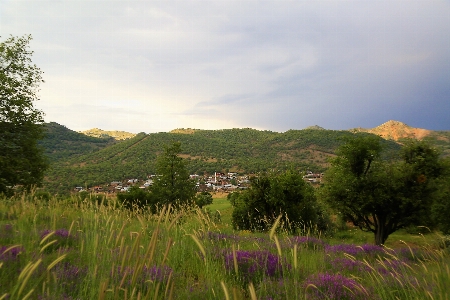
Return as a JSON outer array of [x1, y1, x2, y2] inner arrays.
[[1, 0, 450, 133]]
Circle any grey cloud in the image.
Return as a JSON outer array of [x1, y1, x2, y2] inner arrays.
[[2, 0, 450, 132]]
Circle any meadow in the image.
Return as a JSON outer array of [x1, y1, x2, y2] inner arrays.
[[0, 193, 449, 300]]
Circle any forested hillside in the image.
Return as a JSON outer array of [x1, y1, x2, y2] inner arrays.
[[39, 122, 116, 162], [41, 124, 403, 194]]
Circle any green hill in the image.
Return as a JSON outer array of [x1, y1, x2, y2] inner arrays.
[[41, 126, 403, 194], [39, 122, 116, 162]]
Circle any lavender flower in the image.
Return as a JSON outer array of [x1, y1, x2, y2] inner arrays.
[[112, 265, 173, 287], [39, 229, 77, 252], [144, 265, 173, 282], [40, 229, 71, 239], [325, 243, 383, 257], [0, 245, 23, 262], [304, 272, 370, 300], [326, 257, 371, 273], [53, 261, 87, 283], [288, 236, 327, 249], [223, 250, 287, 283]]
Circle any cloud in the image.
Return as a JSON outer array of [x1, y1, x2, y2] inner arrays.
[[2, 0, 450, 132]]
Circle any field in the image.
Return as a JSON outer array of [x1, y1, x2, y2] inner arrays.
[[0, 194, 449, 299]]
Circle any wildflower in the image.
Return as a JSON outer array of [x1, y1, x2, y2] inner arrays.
[[304, 272, 370, 300], [224, 250, 287, 283]]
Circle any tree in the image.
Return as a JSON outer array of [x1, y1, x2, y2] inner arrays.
[[195, 191, 213, 208], [151, 142, 196, 207], [230, 170, 320, 233], [1, 35, 47, 195], [320, 136, 444, 245], [117, 185, 153, 210], [430, 158, 450, 235]]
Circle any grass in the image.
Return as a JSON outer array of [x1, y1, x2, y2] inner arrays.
[[0, 193, 449, 299]]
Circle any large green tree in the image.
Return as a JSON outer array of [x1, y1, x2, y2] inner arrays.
[[320, 136, 444, 245], [151, 142, 196, 207], [0, 35, 47, 195], [230, 170, 320, 233]]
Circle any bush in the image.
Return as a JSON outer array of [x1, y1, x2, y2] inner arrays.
[[117, 186, 154, 210]]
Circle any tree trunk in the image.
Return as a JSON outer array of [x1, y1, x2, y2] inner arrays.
[[374, 222, 388, 246]]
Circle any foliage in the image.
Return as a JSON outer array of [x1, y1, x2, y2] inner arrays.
[[42, 126, 405, 194], [39, 122, 115, 162], [430, 158, 450, 234], [230, 170, 321, 233], [116, 185, 153, 210], [320, 136, 446, 245], [150, 142, 196, 207], [0, 35, 48, 195], [195, 191, 213, 208]]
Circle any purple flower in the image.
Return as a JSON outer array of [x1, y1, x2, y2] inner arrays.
[[52, 262, 87, 283], [40, 229, 71, 239], [304, 272, 370, 300], [144, 265, 173, 282], [39, 229, 77, 252], [223, 250, 288, 283], [287, 236, 327, 249], [326, 257, 371, 273], [0, 245, 24, 262], [325, 243, 383, 257], [112, 265, 173, 287]]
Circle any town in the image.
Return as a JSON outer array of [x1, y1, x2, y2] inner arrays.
[[74, 171, 323, 194]]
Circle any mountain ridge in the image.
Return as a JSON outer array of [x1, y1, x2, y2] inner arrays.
[[41, 120, 450, 194], [80, 120, 446, 142]]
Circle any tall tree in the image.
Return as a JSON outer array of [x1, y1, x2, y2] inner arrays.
[[1, 35, 47, 195], [151, 142, 196, 207], [320, 136, 444, 245]]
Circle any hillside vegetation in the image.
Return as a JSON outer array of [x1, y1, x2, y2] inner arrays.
[[39, 122, 116, 162], [39, 121, 450, 194], [41, 124, 404, 194]]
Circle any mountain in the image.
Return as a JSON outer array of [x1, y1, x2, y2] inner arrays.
[[352, 120, 432, 140], [39, 120, 449, 194], [80, 128, 136, 140], [352, 120, 450, 156]]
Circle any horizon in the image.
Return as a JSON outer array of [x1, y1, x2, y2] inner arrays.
[[47, 119, 447, 135]]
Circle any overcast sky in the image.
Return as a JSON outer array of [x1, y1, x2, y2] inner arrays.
[[2, 0, 449, 133]]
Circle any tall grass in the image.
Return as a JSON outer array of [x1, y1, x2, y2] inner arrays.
[[0, 192, 449, 299]]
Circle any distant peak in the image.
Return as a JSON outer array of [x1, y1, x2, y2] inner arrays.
[[80, 128, 136, 140], [304, 125, 325, 130], [376, 120, 410, 129], [362, 120, 431, 141], [170, 128, 198, 134]]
